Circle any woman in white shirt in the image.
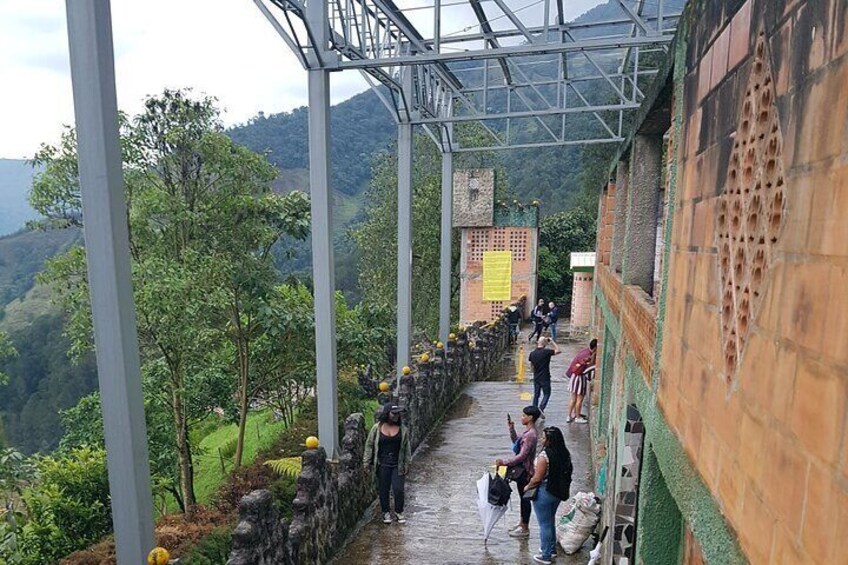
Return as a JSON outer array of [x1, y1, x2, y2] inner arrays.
[[523, 426, 573, 564]]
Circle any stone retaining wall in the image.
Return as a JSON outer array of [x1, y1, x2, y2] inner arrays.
[[227, 298, 522, 565]]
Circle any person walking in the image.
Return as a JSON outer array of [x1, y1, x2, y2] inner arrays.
[[495, 406, 542, 539], [547, 302, 559, 341], [528, 299, 548, 342], [507, 305, 522, 344], [364, 404, 412, 524], [528, 337, 561, 412], [566, 339, 598, 424], [525, 426, 573, 564]]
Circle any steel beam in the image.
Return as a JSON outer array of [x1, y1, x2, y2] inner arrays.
[[439, 139, 453, 345], [337, 34, 673, 68], [396, 69, 414, 379], [452, 137, 623, 153], [64, 1, 154, 562], [416, 102, 639, 124], [306, 0, 339, 459], [421, 14, 680, 47]]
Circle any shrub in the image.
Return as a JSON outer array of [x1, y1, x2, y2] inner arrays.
[[181, 528, 232, 565], [18, 447, 111, 565]]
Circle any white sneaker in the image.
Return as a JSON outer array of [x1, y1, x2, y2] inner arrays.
[[383, 512, 392, 524], [575, 416, 588, 424], [533, 555, 552, 564], [396, 513, 407, 524], [508, 528, 529, 538]]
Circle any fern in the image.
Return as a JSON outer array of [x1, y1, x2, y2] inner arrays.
[[264, 456, 302, 478]]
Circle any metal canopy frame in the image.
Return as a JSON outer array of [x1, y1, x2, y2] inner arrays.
[[250, 0, 686, 457], [59, 1, 687, 558], [256, 0, 682, 151]]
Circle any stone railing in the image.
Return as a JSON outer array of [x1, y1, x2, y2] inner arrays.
[[227, 298, 522, 565]]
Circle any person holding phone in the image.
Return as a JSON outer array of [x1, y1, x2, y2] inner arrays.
[[495, 406, 542, 538]]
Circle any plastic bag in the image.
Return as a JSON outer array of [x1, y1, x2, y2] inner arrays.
[[556, 491, 601, 554]]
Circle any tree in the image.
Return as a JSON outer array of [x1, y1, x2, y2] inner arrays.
[[0, 448, 36, 564], [537, 198, 598, 310], [213, 190, 310, 468], [353, 127, 500, 340], [30, 89, 308, 511], [0, 332, 15, 386]]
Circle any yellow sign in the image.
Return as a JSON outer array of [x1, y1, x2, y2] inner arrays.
[[482, 251, 512, 301]]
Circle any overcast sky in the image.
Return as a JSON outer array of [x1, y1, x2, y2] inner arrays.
[[0, 0, 602, 159]]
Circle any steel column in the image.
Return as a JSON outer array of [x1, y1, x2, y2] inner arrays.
[[439, 144, 453, 345], [396, 69, 414, 379], [306, 0, 339, 458], [64, 1, 154, 562]]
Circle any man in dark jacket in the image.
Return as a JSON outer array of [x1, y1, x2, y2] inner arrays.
[[547, 301, 559, 341]]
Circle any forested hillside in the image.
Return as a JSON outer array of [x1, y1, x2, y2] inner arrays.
[[0, 159, 40, 236]]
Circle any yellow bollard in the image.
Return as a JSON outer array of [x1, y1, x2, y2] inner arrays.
[[517, 345, 526, 384]]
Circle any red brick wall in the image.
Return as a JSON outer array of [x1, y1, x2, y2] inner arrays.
[[597, 182, 616, 266], [460, 227, 537, 324], [658, 1, 848, 562]]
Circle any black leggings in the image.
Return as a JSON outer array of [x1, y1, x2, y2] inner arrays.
[[378, 465, 405, 513], [516, 474, 532, 524], [529, 321, 546, 341]]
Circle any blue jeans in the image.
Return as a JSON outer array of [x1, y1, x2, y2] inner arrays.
[[533, 380, 551, 412], [549, 322, 558, 341], [532, 482, 561, 559]]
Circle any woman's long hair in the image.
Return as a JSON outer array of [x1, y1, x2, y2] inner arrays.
[[543, 426, 573, 500]]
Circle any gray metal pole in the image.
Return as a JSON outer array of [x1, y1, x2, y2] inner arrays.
[[396, 69, 414, 379], [308, 69, 339, 458], [438, 147, 453, 345], [306, 0, 339, 458], [64, 1, 154, 562]]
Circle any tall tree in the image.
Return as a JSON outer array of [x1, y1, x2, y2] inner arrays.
[[29, 89, 309, 512], [353, 127, 501, 340]]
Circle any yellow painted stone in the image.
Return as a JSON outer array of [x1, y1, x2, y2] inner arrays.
[[519, 392, 532, 401], [402, 366, 411, 375], [305, 436, 320, 449], [420, 353, 430, 363], [436, 341, 444, 349], [448, 333, 457, 340], [378, 381, 390, 392], [148, 548, 170, 565]]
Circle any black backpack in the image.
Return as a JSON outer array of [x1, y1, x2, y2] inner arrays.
[[488, 473, 512, 506]]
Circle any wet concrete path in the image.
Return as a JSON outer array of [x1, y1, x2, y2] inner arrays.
[[339, 329, 595, 564]]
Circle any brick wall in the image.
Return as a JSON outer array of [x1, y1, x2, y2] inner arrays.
[[569, 272, 594, 329], [658, 0, 848, 562], [460, 226, 537, 323], [597, 182, 616, 266]]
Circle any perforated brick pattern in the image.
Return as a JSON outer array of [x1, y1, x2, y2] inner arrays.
[[717, 35, 787, 383], [467, 229, 489, 263]]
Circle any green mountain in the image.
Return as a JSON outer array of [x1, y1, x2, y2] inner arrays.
[[0, 159, 40, 236]]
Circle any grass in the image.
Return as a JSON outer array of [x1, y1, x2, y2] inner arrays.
[[193, 410, 290, 504], [160, 397, 379, 515]]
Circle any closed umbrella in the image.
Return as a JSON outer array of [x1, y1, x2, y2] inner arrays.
[[476, 471, 511, 542]]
